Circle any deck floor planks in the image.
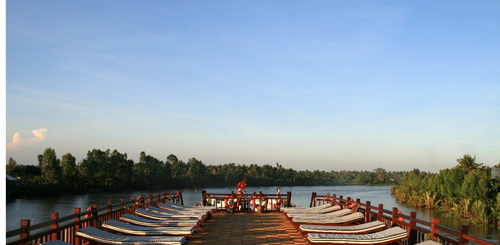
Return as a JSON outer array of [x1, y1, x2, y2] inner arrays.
[[189, 211, 309, 244]]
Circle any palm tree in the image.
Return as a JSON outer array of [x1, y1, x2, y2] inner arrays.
[[456, 154, 483, 172]]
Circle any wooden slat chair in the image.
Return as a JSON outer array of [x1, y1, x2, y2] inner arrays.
[[147, 206, 210, 219], [76, 226, 187, 245], [299, 220, 387, 236], [120, 214, 201, 230], [292, 212, 365, 229], [307, 226, 408, 245], [159, 202, 214, 213], [282, 203, 332, 213], [287, 208, 350, 220], [135, 208, 205, 222], [102, 219, 195, 238]]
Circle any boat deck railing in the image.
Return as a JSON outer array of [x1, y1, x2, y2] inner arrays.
[[201, 190, 292, 212], [6, 191, 183, 245], [311, 192, 499, 245]]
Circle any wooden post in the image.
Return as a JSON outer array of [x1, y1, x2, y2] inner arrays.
[[20, 219, 30, 242], [378, 204, 383, 221], [51, 213, 59, 241], [202, 190, 207, 206], [177, 190, 184, 205], [326, 193, 330, 205], [286, 191, 292, 207], [310, 192, 316, 207], [339, 195, 343, 208], [164, 191, 168, 203], [365, 201, 371, 222], [131, 196, 136, 214], [409, 212, 417, 245], [119, 199, 125, 215], [107, 201, 112, 220], [157, 192, 161, 205], [91, 204, 99, 228], [392, 207, 398, 227], [332, 194, 337, 206], [431, 218, 440, 241]]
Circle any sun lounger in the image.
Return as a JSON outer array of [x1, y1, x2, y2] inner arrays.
[[282, 203, 332, 213], [287, 208, 350, 219], [102, 219, 195, 238], [148, 205, 210, 218], [135, 208, 205, 222], [285, 205, 342, 215], [159, 202, 214, 213], [292, 212, 365, 229], [299, 220, 386, 236], [120, 214, 201, 230], [76, 226, 187, 245], [307, 226, 408, 245]]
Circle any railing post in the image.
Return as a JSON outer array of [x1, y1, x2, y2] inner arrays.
[[51, 213, 59, 241], [20, 219, 30, 242], [346, 197, 351, 208], [378, 204, 383, 221], [409, 212, 417, 245], [310, 192, 316, 207], [119, 199, 125, 215], [131, 196, 136, 214], [326, 193, 330, 205], [339, 195, 343, 207], [74, 208, 81, 245], [431, 218, 440, 241], [91, 204, 99, 228], [149, 193, 154, 207], [202, 190, 207, 206], [177, 190, 184, 205], [365, 201, 371, 222], [392, 207, 399, 226], [332, 194, 337, 206], [287, 191, 292, 207], [157, 192, 161, 206], [163, 191, 168, 203], [107, 201, 112, 220]]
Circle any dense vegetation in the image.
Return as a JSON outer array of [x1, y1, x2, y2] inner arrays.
[[391, 154, 500, 225], [6, 148, 403, 199]]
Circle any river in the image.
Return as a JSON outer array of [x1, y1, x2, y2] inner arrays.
[[5, 185, 499, 243]]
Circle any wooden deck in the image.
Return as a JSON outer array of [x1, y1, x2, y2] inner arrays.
[[189, 211, 309, 244]]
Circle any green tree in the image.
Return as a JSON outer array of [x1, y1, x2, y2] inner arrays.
[[61, 153, 77, 178], [456, 154, 483, 172], [6, 157, 17, 174], [38, 148, 62, 181]]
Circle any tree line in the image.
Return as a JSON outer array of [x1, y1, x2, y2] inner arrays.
[[6, 148, 404, 199], [391, 154, 500, 226]]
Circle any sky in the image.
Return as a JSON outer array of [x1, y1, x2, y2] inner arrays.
[[4, 0, 500, 173]]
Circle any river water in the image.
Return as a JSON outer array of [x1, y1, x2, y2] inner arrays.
[[5, 185, 499, 243]]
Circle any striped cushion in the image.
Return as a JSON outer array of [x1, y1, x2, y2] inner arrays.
[[300, 220, 386, 234], [293, 212, 364, 224], [160, 202, 214, 211], [308, 226, 407, 244], [120, 214, 200, 227], [76, 226, 187, 245], [282, 203, 332, 213], [135, 208, 204, 220], [103, 219, 195, 236], [147, 206, 209, 216], [288, 208, 349, 218]]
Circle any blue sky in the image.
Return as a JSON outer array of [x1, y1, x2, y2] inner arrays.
[[5, 1, 500, 172]]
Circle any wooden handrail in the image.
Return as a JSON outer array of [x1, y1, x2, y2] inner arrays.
[[6, 190, 183, 245], [311, 192, 497, 245]]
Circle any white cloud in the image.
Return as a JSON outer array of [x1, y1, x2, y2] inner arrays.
[[6, 128, 48, 150]]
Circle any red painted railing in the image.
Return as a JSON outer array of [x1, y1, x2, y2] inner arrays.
[[6, 191, 183, 245], [310, 192, 499, 245]]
